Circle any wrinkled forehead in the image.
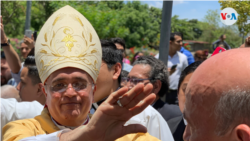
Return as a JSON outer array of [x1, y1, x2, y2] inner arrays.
[[45, 67, 94, 84]]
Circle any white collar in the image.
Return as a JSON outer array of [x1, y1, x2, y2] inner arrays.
[[51, 115, 89, 130]]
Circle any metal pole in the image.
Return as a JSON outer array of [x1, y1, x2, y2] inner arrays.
[[24, 1, 32, 32], [159, 1, 173, 66]]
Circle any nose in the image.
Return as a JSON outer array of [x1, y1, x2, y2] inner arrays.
[[180, 41, 183, 46], [183, 124, 191, 141], [64, 84, 77, 98]]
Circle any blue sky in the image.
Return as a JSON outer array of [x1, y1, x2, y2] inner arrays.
[[141, 1, 222, 21]]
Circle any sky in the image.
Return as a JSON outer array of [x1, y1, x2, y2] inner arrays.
[[141, 1, 222, 21]]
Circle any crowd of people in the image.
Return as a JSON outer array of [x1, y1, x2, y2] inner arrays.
[[1, 5, 250, 141]]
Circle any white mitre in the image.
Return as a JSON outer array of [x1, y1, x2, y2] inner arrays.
[[35, 5, 102, 84]]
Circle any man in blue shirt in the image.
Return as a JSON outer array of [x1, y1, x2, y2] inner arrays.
[[180, 47, 195, 65]]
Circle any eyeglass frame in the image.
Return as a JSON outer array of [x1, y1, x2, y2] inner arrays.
[[122, 77, 154, 86], [44, 81, 95, 93]]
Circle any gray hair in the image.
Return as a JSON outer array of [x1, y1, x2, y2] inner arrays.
[[133, 56, 169, 97], [214, 88, 250, 136]]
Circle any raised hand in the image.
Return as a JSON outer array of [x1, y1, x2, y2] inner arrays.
[[23, 35, 35, 49], [86, 83, 155, 141], [60, 83, 156, 141], [1, 16, 7, 43]]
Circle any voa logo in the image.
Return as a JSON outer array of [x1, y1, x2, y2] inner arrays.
[[220, 7, 238, 25]]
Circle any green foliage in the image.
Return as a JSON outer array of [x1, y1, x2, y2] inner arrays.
[[106, 1, 124, 9], [198, 9, 242, 49], [2, 1, 243, 52], [171, 15, 202, 40], [1, 1, 26, 38], [219, 0, 250, 36]]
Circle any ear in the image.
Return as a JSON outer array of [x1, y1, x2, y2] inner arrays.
[[112, 63, 122, 81], [232, 124, 250, 141], [37, 83, 44, 96], [41, 83, 48, 98], [152, 80, 162, 95]]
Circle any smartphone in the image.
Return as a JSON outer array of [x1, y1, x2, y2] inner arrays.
[[33, 31, 37, 41], [25, 30, 32, 39], [171, 64, 177, 71]]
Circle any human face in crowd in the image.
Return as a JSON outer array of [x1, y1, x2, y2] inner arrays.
[[43, 68, 95, 127], [1, 58, 12, 85], [126, 64, 152, 90], [222, 35, 226, 40], [183, 49, 250, 141], [94, 61, 115, 103], [16, 67, 44, 104], [20, 43, 31, 59], [170, 35, 183, 52], [178, 72, 193, 113]]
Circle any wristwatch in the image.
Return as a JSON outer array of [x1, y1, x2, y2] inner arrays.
[[1, 38, 10, 47]]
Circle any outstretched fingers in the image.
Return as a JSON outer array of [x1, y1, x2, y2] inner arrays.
[[129, 94, 156, 117], [124, 83, 153, 109], [106, 86, 129, 104]]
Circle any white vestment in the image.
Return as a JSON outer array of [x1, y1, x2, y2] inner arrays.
[[1, 98, 43, 139]]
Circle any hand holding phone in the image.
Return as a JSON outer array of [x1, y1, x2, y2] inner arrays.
[[168, 64, 177, 75], [25, 30, 32, 39]]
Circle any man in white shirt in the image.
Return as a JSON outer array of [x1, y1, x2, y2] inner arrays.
[[155, 32, 188, 104], [92, 40, 174, 141], [1, 98, 43, 130], [1, 56, 45, 138]]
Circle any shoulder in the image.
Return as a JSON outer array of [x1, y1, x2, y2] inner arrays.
[[163, 103, 182, 112], [177, 51, 187, 59], [167, 115, 183, 124], [3, 118, 44, 141], [3, 118, 42, 131], [128, 105, 166, 125]]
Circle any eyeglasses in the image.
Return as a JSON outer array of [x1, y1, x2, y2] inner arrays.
[[45, 81, 94, 93], [122, 77, 151, 86]]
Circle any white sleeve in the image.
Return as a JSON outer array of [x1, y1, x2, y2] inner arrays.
[[1, 98, 43, 129], [146, 106, 174, 141], [19, 131, 60, 141], [182, 55, 188, 71], [124, 106, 174, 141]]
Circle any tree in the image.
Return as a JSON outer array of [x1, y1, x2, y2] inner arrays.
[[219, 1, 250, 37], [1, 1, 26, 38], [106, 1, 124, 10], [171, 15, 201, 40], [197, 10, 242, 49]]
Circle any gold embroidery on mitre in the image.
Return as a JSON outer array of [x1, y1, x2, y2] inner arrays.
[[61, 28, 77, 51], [52, 14, 66, 26], [37, 13, 100, 79], [70, 14, 84, 26]]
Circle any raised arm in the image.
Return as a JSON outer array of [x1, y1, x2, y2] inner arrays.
[[60, 83, 156, 141], [1, 16, 21, 73]]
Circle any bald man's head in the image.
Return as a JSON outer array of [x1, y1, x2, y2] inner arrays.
[[1, 85, 21, 102], [183, 48, 250, 141]]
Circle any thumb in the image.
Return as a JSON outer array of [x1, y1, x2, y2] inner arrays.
[[121, 124, 147, 137]]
